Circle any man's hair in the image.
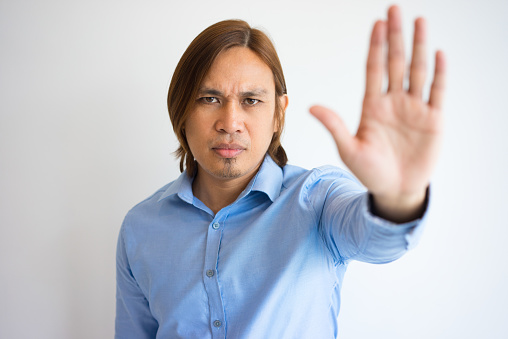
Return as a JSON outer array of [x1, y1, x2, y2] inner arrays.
[[167, 19, 288, 175]]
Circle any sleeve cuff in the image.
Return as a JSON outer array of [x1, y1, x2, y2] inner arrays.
[[363, 186, 431, 250]]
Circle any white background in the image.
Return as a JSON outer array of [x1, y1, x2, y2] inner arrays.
[[1, 0, 507, 338]]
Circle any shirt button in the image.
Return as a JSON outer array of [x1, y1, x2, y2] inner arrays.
[[213, 320, 222, 328], [206, 269, 215, 278], [212, 222, 220, 230]]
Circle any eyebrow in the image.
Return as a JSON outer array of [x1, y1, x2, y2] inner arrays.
[[198, 87, 268, 97]]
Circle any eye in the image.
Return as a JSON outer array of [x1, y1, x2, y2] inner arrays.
[[244, 98, 260, 106], [201, 97, 218, 104]]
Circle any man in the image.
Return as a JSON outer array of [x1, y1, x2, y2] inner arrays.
[[116, 5, 445, 338]]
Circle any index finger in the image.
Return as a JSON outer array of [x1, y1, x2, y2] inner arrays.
[[365, 20, 387, 98]]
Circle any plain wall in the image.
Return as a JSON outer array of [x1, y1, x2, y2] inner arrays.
[[1, 0, 507, 338]]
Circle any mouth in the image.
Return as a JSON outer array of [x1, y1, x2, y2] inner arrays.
[[212, 143, 246, 158]]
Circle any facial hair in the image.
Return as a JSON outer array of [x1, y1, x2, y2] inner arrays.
[[216, 157, 242, 178]]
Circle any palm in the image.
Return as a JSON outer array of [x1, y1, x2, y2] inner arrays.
[[347, 91, 442, 197], [311, 6, 446, 201]]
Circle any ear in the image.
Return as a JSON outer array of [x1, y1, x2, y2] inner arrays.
[[274, 94, 289, 132]]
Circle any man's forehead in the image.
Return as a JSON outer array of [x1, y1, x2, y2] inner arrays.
[[197, 86, 270, 96], [197, 47, 275, 95]]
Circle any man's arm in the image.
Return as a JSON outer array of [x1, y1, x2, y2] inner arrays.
[[307, 166, 427, 264], [115, 226, 158, 339], [310, 5, 446, 223]]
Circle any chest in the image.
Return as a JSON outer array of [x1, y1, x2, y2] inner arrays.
[[125, 194, 341, 337]]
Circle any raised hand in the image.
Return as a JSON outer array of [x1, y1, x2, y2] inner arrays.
[[310, 5, 446, 222]]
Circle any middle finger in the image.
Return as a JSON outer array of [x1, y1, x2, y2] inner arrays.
[[387, 5, 405, 92]]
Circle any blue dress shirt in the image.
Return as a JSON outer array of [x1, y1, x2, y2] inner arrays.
[[116, 155, 426, 339]]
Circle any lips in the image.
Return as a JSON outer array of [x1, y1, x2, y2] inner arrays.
[[212, 143, 246, 158]]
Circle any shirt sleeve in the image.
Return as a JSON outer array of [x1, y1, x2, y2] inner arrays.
[[307, 166, 428, 265], [115, 221, 158, 339]]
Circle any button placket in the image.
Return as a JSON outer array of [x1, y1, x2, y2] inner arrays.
[[203, 217, 226, 338]]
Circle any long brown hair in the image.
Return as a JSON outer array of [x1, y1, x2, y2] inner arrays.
[[167, 19, 288, 175]]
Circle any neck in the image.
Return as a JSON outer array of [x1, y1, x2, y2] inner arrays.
[[192, 167, 258, 215]]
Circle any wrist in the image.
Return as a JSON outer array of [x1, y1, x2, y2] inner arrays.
[[370, 187, 429, 223]]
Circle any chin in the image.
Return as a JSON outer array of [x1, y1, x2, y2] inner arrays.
[[213, 159, 243, 179]]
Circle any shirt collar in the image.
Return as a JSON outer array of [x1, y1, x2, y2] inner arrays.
[[157, 154, 283, 204], [249, 154, 283, 202], [157, 169, 194, 204]]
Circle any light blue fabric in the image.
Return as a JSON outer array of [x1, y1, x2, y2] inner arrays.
[[116, 155, 427, 339]]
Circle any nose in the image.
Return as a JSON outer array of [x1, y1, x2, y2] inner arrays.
[[215, 101, 244, 134]]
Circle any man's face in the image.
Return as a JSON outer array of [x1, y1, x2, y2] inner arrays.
[[185, 47, 285, 183]]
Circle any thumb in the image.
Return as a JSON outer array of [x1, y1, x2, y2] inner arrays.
[[309, 105, 354, 155]]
